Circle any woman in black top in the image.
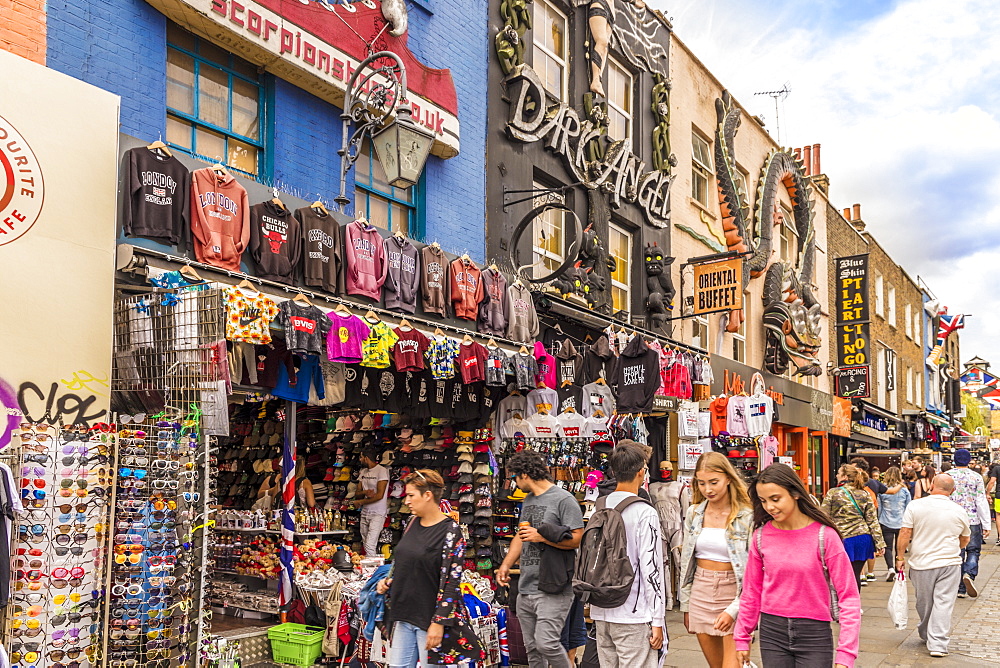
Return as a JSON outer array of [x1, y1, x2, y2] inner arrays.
[[376, 470, 484, 668]]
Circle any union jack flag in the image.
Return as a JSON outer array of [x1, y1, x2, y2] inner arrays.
[[936, 313, 965, 347], [278, 434, 295, 609]]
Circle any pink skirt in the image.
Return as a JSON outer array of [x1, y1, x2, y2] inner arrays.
[[688, 567, 738, 636]]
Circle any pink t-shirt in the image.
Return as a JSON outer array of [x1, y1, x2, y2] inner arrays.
[[325, 313, 370, 363], [735, 522, 861, 667], [726, 395, 749, 437]]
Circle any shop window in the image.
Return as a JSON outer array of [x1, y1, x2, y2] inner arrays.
[[609, 223, 632, 316], [905, 302, 913, 338], [531, 185, 566, 279], [693, 315, 708, 350], [906, 366, 913, 404], [887, 284, 896, 327], [531, 0, 567, 100], [778, 204, 799, 266], [691, 131, 713, 207], [732, 315, 746, 363], [734, 168, 750, 211], [875, 274, 884, 317], [355, 138, 420, 237], [606, 59, 633, 141], [166, 23, 265, 177]]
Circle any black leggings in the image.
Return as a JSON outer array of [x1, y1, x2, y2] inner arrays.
[[851, 560, 865, 590], [881, 524, 900, 570]]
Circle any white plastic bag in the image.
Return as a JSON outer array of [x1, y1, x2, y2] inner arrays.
[[888, 571, 908, 629]]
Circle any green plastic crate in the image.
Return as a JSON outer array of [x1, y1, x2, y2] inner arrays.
[[267, 623, 325, 667]]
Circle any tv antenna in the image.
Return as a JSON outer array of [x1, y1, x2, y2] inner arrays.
[[754, 83, 791, 144]]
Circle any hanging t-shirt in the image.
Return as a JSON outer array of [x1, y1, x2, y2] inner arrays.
[[501, 416, 536, 440], [123, 147, 191, 248], [726, 395, 750, 437], [557, 411, 588, 438], [361, 321, 399, 368], [527, 412, 559, 436], [311, 360, 346, 407], [485, 347, 509, 386], [496, 394, 528, 425], [678, 409, 700, 439], [325, 313, 371, 363], [582, 382, 615, 418], [223, 286, 279, 344], [426, 336, 461, 380], [393, 328, 431, 372], [509, 352, 538, 391], [457, 341, 489, 384], [746, 394, 775, 437], [710, 396, 729, 435], [525, 387, 558, 417], [585, 415, 611, 440], [760, 435, 779, 469], [276, 301, 331, 355], [271, 353, 325, 403], [557, 385, 588, 415]]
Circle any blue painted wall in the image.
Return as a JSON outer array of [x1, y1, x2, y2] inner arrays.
[[45, 0, 488, 259]]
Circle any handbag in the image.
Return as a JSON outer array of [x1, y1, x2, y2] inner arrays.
[[502, 606, 529, 665], [322, 580, 344, 656]]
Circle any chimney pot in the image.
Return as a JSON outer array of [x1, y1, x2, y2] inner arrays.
[[794, 147, 802, 162], [802, 146, 812, 176], [812, 143, 821, 175], [843, 208, 852, 220], [853, 203, 862, 221]]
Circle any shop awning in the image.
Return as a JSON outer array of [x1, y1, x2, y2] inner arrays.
[[850, 431, 891, 448], [925, 413, 952, 428], [853, 399, 900, 424]]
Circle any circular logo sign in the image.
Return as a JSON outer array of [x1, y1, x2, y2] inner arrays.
[[0, 114, 44, 246]]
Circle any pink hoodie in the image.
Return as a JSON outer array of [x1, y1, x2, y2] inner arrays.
[[534, 341, 557, 389], [344, 220, 387, 300]]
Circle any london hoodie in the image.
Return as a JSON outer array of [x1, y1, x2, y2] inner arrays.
[[190, 167, 250, 271], [477, 267, 509, 337], [383, 236, 421, 313], [250, 200, 301, 283], [614, 335, 661, 413], [344, 220, 388, 300], [450, 258, 483, 321], [421, 245, 450, 316], [506, 282, 539, 344], [297, 206, 342, 294]]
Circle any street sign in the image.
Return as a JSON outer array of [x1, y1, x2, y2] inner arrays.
[[836, 365, 871, 399]]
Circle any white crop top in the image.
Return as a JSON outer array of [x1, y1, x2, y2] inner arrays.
[[694, 527, 731, 562]]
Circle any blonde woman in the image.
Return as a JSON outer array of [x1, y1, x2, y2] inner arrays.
[[822, 464, 885, 590], [679, 452, 754, 668]]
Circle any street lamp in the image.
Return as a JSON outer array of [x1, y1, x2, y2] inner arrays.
[[335, 50, 435, 211]]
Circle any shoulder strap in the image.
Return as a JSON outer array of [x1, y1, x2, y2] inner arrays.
[[755, 527, 763, 569], [613, 494, 648, 513], [842, 487, 866, 518]]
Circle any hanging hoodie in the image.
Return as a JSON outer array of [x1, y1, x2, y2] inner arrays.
[[450, 258, 483, 321], [250, 200, 301, 283], [533, 341, 557, 389], [580, 335, 614, 384], [613, 336, 660, 413], [506, 282, 539, 344], [582, 381, 616, 418], [297, 206, 342, 294], [477, 268, 509, 337], [421, 245, 450, 316], [383, 235, 421, 313], [345, 220, 387, 300], [190, 167, 250, 271], [554, 339, 583, 386], [123, 147, 191, 249]]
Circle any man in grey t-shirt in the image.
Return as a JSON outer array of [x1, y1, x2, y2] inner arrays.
[[498, 451, 583, 668]]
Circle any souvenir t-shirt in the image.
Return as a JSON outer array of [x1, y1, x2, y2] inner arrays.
[[485, 347, 509, 386], [457, 342, 489, 384], [745, 394, 774, 437], [501, 416, 537, 439], [509, 352, 539, 391], [361, 321, 399, 369], [496, 394, 528, 425], [393, 328, 431, 372], [525, 387, 558, 417], [710, 396, 729, 435], [585, 415, 611, 440], [224, 286, 279, 344], [527, 411, 559, 436], [582, 382, 615, 418], [557, 411, 588, 438], [557, 385, 588, 416], [326, 313, 371, 363], [426, 336, 461, 380], [276, 301, 332, 355], [726, 395, 749, 437]]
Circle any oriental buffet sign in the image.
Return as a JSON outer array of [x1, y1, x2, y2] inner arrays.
[[505, 66, 672, 228]]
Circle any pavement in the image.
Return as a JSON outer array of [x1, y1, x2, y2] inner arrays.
[[662, 540, 1000, 666]]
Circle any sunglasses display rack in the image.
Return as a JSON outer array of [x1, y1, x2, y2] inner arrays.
[[5, 422, 115, 668]]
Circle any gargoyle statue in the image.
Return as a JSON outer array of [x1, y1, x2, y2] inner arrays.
[[644, 243, 675, 329]]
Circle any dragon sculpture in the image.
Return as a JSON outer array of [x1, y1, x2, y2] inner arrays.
[[714, 91, 822, 376]]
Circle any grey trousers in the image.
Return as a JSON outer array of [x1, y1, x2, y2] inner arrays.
[[595, 620, 659, 668], [517, 592, 574, 668], [910, 564, 962, 653]]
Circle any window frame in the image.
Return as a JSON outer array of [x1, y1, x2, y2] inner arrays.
[[608, 222, 633, 317], [691, 131, 713, 207], [166, 28, 266, 178], [905, 302, 913, 338], [606, 58, 633, 141], [875, 274, 884, 317], [531, 0, 569, 101], [531, 184, 567, 279], [692, 315, 709, 351], [887, 284, 896, 327], [732, 316, 746, 363], [354, 138, 423, 237]]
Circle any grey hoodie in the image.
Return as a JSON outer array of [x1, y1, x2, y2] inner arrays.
[[506, 282, 539, 344], [477, 268, 509, 337], [383, 236, 421, 313]]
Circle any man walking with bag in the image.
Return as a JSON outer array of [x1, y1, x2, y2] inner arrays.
[[895, 474, 971, 658]]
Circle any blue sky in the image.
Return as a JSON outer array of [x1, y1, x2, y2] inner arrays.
[[652, 0, 1000, 363]]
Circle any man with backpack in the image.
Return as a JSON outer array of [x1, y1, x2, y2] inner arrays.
[[497, 451, 584, 668], [576, 440, 666, 668]]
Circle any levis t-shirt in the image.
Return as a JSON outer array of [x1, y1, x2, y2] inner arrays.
[[223, 286, 279, 344], [277, 301, 331, 355], [393, 328, 431, 372], [361, 321, 399, 369], [557, 412, 588, 437], [326, 313, 370, 363]]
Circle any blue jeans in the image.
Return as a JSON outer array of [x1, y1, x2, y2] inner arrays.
[[959, 524, 983, 588], [560, 597, 587, 651], [388, 621, 438, 668]]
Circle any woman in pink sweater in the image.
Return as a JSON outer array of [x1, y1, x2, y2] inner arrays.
[[734, 464, 862, 668]]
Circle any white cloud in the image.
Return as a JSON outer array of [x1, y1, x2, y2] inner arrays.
[[654, 0, 1000, 360]]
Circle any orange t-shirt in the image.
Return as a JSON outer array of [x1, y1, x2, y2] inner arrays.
[[710, 396, 729, 435]]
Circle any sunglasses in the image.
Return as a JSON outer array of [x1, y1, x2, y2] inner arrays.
[[54, 533, 88, 546], [52, 593, 84, 605], [24, 453, 52, 465], [120, 413, 147, 424], [21, 488, 46, 500], [119, 467, 147, 479], [54, 545, 87, 557], [152, 480, 179, 490]]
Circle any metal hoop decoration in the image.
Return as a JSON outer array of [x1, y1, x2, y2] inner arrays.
[[508, 202, 583, 284]]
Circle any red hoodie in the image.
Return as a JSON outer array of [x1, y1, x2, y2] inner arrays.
[[190, 167, 250, 271], [344, 220, 387, 300], [450, 258, 483, 320]]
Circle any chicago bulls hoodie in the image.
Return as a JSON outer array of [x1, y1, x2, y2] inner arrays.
[[614, 335, 661, 413], [344, 219, 387, 300], [450, 257, 483, 321], [250, 200, 301, 283], [190, 167, 250, 271]]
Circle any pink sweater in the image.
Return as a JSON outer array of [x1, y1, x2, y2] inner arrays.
[[734, 522, 861, 667]]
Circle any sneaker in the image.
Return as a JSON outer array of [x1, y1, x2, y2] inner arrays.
[[886, 569, 897, 582], [930, 651, 949, 658], [963, 575, 978, 598], [957, 592, 967, 598], [995, 538, 1000, 546], [860, 578, 868, 586], [866, 573, 878, 581]]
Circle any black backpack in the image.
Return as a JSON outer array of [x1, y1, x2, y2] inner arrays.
[[572, 494, 648, 608]]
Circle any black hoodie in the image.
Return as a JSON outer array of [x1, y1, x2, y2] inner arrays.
[[580, 335, 615, 385], [613, 336, 660, 413], [555, 339, 583, 386], [250, 200, 301, 283]]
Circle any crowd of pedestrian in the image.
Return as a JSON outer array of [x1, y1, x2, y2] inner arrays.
[[370, 445, 994, 668]]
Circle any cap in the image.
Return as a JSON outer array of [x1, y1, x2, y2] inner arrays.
[[473, 463, 491, 475], [954, 448, 972, 465]]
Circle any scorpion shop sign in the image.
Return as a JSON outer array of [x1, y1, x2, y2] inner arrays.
[[693, 258, 742, 315], [505, 66, 672, 228]]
